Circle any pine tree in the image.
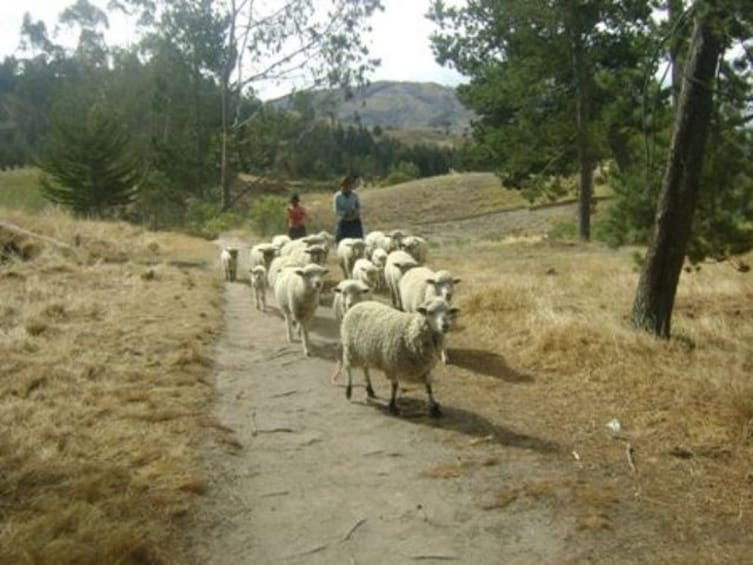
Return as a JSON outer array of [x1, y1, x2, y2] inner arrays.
[[39, 103, 140, 217]]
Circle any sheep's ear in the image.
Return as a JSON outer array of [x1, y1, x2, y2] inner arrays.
[[425, 277, 437, 285], [453, 278, 461, 284], [449, 307, 460, 315], [334, 287, 342, 293], [417, 306, 428, 315], [321, 269, 329, 275], [294, 268, 305, 276]]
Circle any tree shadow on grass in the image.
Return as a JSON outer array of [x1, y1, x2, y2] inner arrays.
[[351, 395, 560, 455], [447, 347, 534, 383]]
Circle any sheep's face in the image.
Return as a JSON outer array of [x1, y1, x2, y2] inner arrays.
[[262, 248, 277, 261], [371, 249, 388, 267], [427, 274, 461, 303], [418, 298, 459, 335], [305, 245, 327, 265], [295, 266, 328, 291], [335, 282, 371, 311], [351, 241, 366, 259]]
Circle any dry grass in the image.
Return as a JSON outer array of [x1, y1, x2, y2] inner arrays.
[[0, 207, 224, 564], [429, 239, 753, 562]]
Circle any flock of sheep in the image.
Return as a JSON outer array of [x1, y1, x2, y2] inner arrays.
[[220, 229, 461, 417]]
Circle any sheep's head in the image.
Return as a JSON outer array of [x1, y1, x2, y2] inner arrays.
[[426, 270, 461, 303], [417, 297, 459, 335], [351, 240, 367, 258], [371, 248, 388, 267], [250, 265, 267, 286], [224, 247, 239, 259], [304, 244, 327, 265], [294, 264, 328, 291], [334, 280, 371, 311]]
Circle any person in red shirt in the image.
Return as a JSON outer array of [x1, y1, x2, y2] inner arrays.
[[287, 194, 307, 240]]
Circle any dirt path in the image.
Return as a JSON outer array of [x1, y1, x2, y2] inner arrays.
[[191, 242, 574, 564]]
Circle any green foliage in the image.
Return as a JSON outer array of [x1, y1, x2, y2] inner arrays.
[[184, 198, 244, 240], [0, 168, 50, 212], [248, 195, 287, 236], [547, 221, 578, 241], [380, 161, 421, 186], [38, 100, 140, 217]]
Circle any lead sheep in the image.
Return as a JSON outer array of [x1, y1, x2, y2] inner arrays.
[[384, 250, 418, 309], [399, 266, 461, 363], [267, 245, 327, 288], [220, 247, 239, 281], [249, 265, 267, 312], [274, 264, 329, 357], [339, 297, 459, 417], [337, 238, 367, 279]]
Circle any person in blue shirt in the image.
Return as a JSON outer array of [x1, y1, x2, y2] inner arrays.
[[333, 175, 364, 243]]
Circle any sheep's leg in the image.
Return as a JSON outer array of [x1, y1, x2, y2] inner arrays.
[[345, 365, 353, 399], [441, 347, 449, 365], [388, 379, 399, 415], [363, 367, 375, 399], [300, 322, 310, 357], [283, 312, 294, 342], [425, 380, 442, 418]]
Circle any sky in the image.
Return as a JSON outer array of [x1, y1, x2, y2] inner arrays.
[[0, 0, 467, 99]]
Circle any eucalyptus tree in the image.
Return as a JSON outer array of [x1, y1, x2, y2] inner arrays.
[[631, 1, 753, 337], [429, 0, 653, 240], [117, 0, 383, 209]]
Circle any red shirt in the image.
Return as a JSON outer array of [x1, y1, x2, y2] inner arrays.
[[287, 204, 306, 228]]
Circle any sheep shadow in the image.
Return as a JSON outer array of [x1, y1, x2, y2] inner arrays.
[[351, 395, 559, 455], [447, 347, 534, 383]]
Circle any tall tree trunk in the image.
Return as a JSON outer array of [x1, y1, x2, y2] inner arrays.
[[568, 5, 595, 241], [631, 9, 725, 337], [220, 0, 238, 211], [667, 0, 686, 108]]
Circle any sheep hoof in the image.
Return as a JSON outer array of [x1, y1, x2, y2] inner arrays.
[[429, 403, 442, 418], [366, 384, 376, 398], [345, 385, 352, 399], [388, 402, 399, 415]]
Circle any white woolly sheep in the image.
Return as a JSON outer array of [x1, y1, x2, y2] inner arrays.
[[384, 250, 418, 309], [274, 264, 329, 357], [351, 258, 380, 290], [280, 233, 327, 257], [399, 266, 461, 364], [400, 235, 429, 264], [271, 234, 291, 252], [267, 245, 327, 288], [332, 279, 372, 323], [287, 243, 327, 267], [249, 242, 278, 273], [370, 248, 388, 291], [249, 265, 267, 312], [336, 238, 367, 279], [340, 297, 459, 417], [220, 247, 239, 281]]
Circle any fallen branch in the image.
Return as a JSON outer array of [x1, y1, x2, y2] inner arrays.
[[410, 554, 459, 561], [341, 518, 366, 542], [625, 442, 637, 473], [0, 220, 72, 249], [270, 389, 298, 398]]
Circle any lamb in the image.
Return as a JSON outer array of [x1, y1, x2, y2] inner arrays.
[[339, 297, 459, 417], [336, 238, 367, 278], [370, 248, 388, 291], [399, 266, 461, 364], [249, 242, 278, 273], [400, 235, 429, 264], [384, 250, 419, 309], [332, 279, 372, 323], [249, 265, 267, 311], [351, 258, 380, 290], [274, 264, 329, 357], [220, 247, 239, 281]]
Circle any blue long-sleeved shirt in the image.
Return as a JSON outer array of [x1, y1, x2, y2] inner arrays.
[[333, 190, 360, 221]]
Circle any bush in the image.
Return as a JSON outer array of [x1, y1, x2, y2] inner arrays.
[[184, 199, 244, 240], [248, 195, 287, 236]]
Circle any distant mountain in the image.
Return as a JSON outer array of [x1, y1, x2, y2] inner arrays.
[[269, 81, 475, 135]]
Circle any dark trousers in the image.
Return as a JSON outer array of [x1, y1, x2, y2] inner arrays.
[[289, 225, 307, 240], [335, 218, 363, 243]]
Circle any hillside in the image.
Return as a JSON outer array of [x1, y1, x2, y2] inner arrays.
[[270, 80, 475, 136]]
